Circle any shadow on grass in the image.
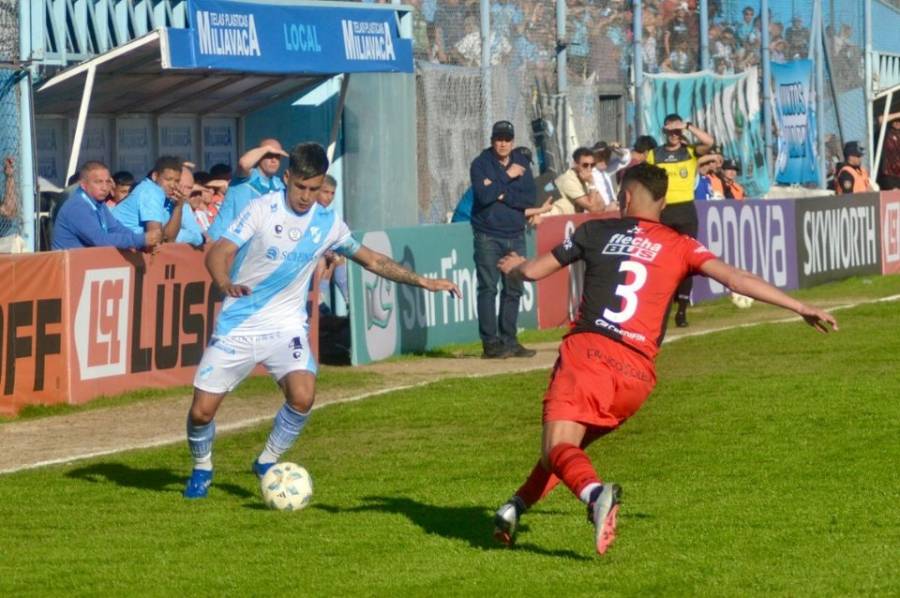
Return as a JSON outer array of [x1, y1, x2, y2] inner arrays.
[[316, 495, 590, 560], [66, 462, 254, 499]]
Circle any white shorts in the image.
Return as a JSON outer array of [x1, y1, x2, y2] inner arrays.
[[193, 330, 317, 394]]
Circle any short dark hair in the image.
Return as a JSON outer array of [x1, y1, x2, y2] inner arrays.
[[79, 161, 109, 179], [288, 143, 329, 179], [593, 144, 612, 163], [572, 147, 594, 162], [193, 171, 211, 186], [621, 163, 669, 201], [112, 171, 134, 186], [153, 156, 182, 175], [633, 135, 658, 153], [663, 113, 683, 125], [323, 174, 338, 188], [209, 163, 232, 180], [513, 146, 533, 164]]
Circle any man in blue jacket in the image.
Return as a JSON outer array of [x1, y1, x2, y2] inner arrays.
[[470, 120, 537, 359], [52, 161, 161, 251]]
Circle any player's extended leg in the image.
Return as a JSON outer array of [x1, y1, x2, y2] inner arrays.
[[252, 370, 316, 478], [183, 388, 228, 499], [493, 428, 608, 545], [543, 420, 621, 555]]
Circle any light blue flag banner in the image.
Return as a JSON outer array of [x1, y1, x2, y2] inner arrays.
[[641, 67, 770, 197], [772, 60, 819, 185]]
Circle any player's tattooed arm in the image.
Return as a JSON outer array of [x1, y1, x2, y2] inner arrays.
[[351, 246, 461, 296]]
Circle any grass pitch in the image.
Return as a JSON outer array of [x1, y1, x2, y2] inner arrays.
[[1, 293, 898, 595]]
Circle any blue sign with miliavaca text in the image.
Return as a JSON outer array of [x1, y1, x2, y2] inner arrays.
[[166, 0, 413, 74]]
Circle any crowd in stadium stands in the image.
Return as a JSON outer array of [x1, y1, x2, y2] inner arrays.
[[388, 0, 865, 87]]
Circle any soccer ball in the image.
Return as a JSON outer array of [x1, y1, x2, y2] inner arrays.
[[730, 292, 754, 309], [260, 462, 313, 511]]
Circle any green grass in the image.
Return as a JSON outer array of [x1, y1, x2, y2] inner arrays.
[[1, 299, 898, 595], [1, 367, 383, 424]]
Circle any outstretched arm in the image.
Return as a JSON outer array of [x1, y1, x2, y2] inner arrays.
[[700, 259, 838, 333], [236, 145, 288, 178], [498, 251, 565, 282], [350, 245, 461, 297]]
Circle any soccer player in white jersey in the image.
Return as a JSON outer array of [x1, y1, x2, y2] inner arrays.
[[184, 143, 461, 499]]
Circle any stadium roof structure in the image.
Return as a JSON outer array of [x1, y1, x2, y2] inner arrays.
[[35, 0, 414, 180]]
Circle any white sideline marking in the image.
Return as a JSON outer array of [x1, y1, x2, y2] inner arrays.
[[2, 293, 898, 476]]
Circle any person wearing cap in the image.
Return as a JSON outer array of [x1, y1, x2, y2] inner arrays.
[[470, 120, 537, 359], [721, 159, 746, 200], [646, 113, 714, 327], [836, 142, 874, 195]]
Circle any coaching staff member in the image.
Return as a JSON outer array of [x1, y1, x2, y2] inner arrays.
[[470, 120, 537, 359], [647, 113, 714, 327]]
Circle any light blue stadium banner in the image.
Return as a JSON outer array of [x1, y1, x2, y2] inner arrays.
[[772, 60, 820, 185], [166, 0, 413, 74], [641, 68, 770, 198]]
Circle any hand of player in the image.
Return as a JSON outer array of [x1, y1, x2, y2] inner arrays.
[[506, 164, 526, 179], [220, 282, 252, 297], [498, 252, 527, 275], [797, 304, 838, 334], [261, 145, 289, 158], [424, 277, 461, 298], [144, 229, 163, 247]]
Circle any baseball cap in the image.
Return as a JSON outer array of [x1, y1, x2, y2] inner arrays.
[[491, 120, 515, 140], [722, 159, 740, 171], [843, 141, 864, 157]]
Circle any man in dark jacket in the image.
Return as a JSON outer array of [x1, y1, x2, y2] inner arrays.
[[470, 120, 537, 358]]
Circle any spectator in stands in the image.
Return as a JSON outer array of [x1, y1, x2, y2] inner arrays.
[[721, 159, 746, 199], [836, 142, 874, 195], [642, 21, 661, 73], [662, 38, 694, 73], [455, 14, 511, 66], [0, 156, 23, 253], [549, 147, 606, 215], [470, 120, 536, 359], [166, 166, 205, 247], [108, 171, 134, 209], [52, 161, 161, 251], [112, 155, 185, 243], [208, 139, 288, 240], [735, 6, 757, 46], [317, 174, 350, 311], [647, 113, 714, 327], [663, 2, 692, 60], [877, 112, 900, 190], [711, 26, 736, 73], [785, 15, 809, 59], [433, 0, 473, 64]]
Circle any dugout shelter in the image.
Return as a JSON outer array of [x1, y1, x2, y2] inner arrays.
[[33, 0, 418, 235]]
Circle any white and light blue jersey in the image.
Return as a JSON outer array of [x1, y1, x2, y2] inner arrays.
[[216, 192, 360, 337]]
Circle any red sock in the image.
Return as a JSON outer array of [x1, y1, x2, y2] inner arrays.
[[547, 443, 601, 499], [515, 460, 561, 507]]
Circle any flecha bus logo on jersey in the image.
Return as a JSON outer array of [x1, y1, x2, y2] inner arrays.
[[602, 232, 663, 262]]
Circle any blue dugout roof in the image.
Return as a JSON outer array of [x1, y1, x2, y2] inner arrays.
[[36, 0, 413, 116]]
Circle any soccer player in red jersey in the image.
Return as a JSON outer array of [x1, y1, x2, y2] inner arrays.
[[492, 163, 838, 555]]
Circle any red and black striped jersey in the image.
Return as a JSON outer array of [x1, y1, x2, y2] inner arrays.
[[551, 217, 716, 360]]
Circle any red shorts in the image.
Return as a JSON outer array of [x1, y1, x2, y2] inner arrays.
[[543, 333, 657, 429]]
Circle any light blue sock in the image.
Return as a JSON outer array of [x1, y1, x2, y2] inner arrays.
[[187, 417, 215, 471], [258, 403, 310, 464]]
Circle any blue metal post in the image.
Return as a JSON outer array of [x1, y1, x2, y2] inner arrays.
[[761, 0, 774, 178], [633, 0, 643, 136], [699, 0, 710, 71], [865, 0, 874, 174], [814, 0, 826, 189], [556, 0, 567, 94], [18, 0, 36, 251], [481, 0, 492, 140]]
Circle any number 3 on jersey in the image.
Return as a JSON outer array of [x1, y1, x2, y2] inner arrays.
[[603, 261, 648, 323]]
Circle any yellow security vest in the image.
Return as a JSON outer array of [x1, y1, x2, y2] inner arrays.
[[647, 145, 697, 204]]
